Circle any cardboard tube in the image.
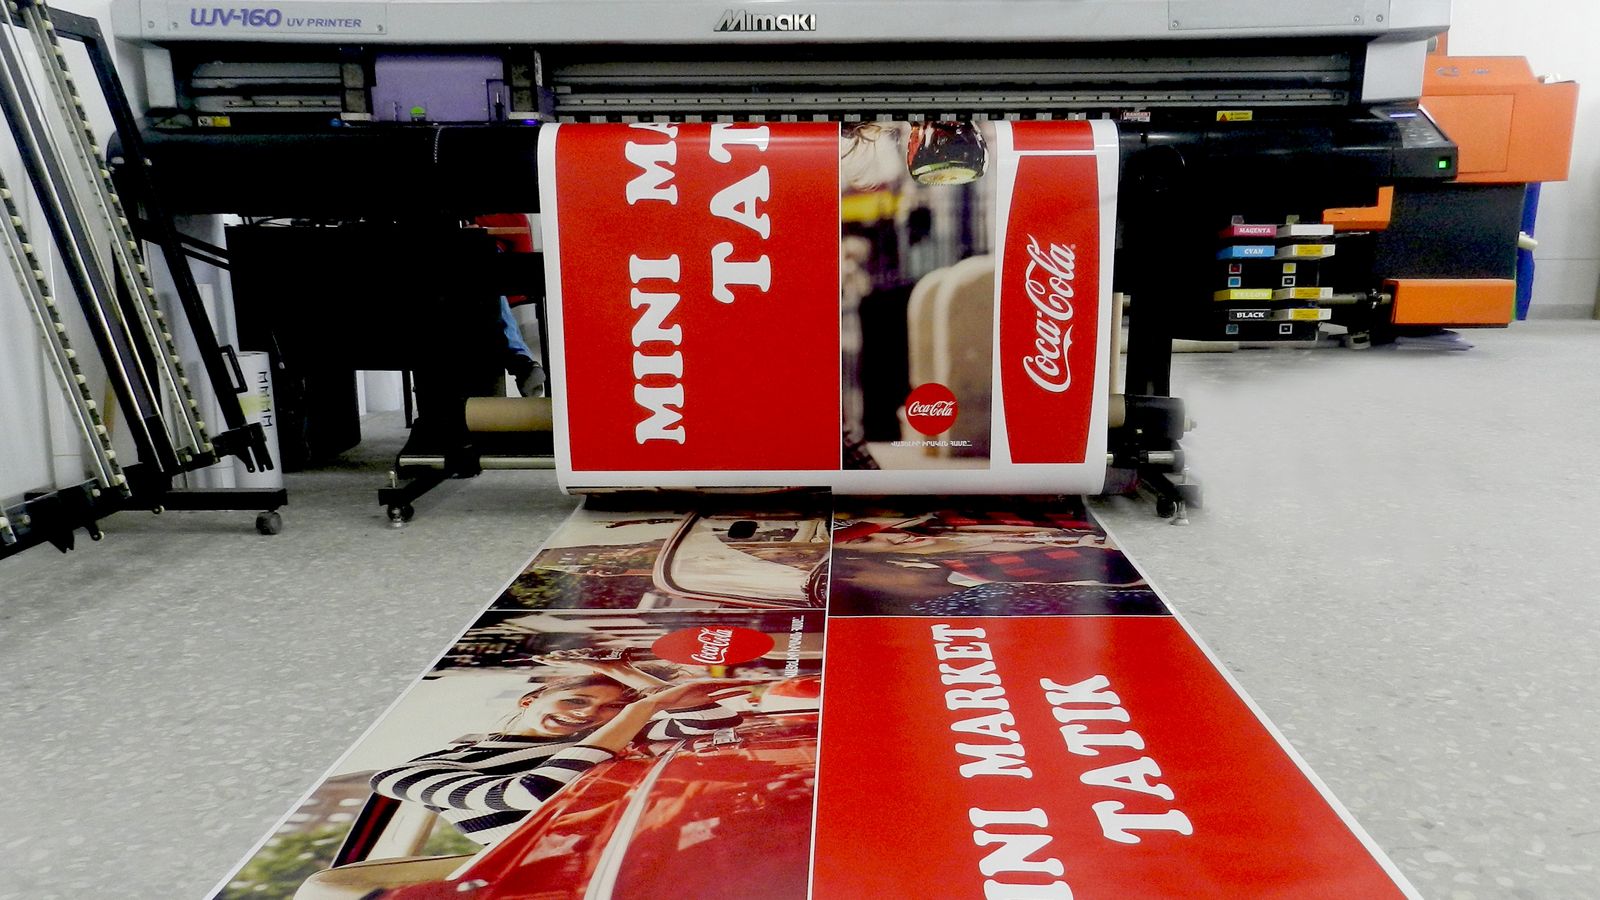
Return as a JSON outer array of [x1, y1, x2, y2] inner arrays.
[[398, 455, 556, 470], [1107, 292, 1128, 429], [1111, 292, 1126, 395], [465, 397, 554, 433]]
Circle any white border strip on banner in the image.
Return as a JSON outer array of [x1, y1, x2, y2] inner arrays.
[[803, 512, 838, 899], [1093, 512, 1425, 899], [987, 120, 1020, 468], [203, 502, 589, 900], [835, 175, 845, 475], [1089, 118, 1120, 489], [537, 123, 576, 483]]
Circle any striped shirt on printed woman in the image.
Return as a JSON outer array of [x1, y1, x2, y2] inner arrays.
[[370, 702, 741, 845]]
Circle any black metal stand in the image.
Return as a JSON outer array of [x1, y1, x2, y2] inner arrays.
[[378, 469, 451, 527], [379, 435, 554, 526], [50, 6, 272, 471], [0, 469, 288, 561], [1, 482, 110, 558], [1110, 141, 1205, 521]]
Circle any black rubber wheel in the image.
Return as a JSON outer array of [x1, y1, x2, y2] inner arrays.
[[1155, 497, 1177, 519], [387, 504, 415, 524], [256, 510, 283, 535]]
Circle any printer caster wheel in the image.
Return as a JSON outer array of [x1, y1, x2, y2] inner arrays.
[[255, 510, 283, 536], [386, 504, 415, 528], [1145, 471, 1201, 523]]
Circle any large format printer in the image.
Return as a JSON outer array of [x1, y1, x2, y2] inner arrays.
[[104, 0, 1461, 519]]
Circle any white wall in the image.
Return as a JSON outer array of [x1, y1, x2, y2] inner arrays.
[[1447, 0, 1600, 318]]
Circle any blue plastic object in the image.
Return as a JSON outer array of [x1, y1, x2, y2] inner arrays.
[[1515, 184, 1541, 321]]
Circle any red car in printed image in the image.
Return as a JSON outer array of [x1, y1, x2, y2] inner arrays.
[[648, 512, 830, 610], [298, 683, 820, 900]]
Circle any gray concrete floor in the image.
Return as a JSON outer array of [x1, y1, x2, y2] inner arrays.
[[3, 321, 1599, 899]]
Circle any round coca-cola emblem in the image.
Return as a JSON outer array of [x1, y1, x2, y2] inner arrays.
[[652, 626, 775, 667], [905, 382, 959, 436]]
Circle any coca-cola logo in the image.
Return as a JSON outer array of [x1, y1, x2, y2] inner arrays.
[[652, 625, 775, 667], [997, 136, 1100, 465], [904, 382, 959, 436], [1020, 235, 1076, 395], [691, 628, 733, 664]]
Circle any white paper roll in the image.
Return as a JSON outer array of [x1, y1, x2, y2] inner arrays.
[[234, 351, 285, 489]]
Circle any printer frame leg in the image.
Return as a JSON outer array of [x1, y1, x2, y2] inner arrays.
[[1114, 143, 1205, 519]]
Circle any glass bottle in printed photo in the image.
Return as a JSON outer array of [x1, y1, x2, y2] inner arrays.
[[907, 120, 989, 185]]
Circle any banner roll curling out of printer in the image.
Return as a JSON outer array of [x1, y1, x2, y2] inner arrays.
[[538, 119, 1119, 494]]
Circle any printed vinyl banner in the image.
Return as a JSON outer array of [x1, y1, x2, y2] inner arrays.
[[538, 120, 1119, 494], [213, 503, 832, 900], [212, 500, 1417, 900]]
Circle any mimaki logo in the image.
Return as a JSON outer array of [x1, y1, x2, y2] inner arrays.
[[715, 9, 817, 32]]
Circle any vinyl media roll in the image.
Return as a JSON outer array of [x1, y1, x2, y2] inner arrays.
[[539, 120, 1120, 494]]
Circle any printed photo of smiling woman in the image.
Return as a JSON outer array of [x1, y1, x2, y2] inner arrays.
[[369, 652, 758, 846]]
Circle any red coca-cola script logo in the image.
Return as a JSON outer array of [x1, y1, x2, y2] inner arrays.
[[905, 383, 959, 436], [653, 626, 775, 667]]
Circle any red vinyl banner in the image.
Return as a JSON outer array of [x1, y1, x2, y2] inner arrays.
[[542, 120, 1119, 493], [813, 615, 1411, 899], [998, 125, 1103, 465], [546, 122, 842, 472]]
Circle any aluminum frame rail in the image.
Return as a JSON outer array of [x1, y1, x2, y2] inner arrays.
[[12, 0, 211, 457], [63, 1, 272, 472], [0, 4, 184, 471], [0, 0, 282, 560], [0, 164, 125, 494]]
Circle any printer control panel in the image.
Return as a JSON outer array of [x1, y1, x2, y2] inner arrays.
[[1378, 105, 1460, 178]]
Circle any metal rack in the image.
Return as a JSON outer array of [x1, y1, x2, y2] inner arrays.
[[0, 0, 284, 561]]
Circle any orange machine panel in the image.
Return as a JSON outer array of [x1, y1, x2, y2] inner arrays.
[[1326, 186, 1394, 232], [1387, 278, 1515, 327], [1424, 94, 1513, 174], [1423, 56, 1578, 184]]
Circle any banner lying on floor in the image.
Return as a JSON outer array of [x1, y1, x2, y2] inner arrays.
[[212, 500, 1417, 900], [538, 120, 1119, 494]]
